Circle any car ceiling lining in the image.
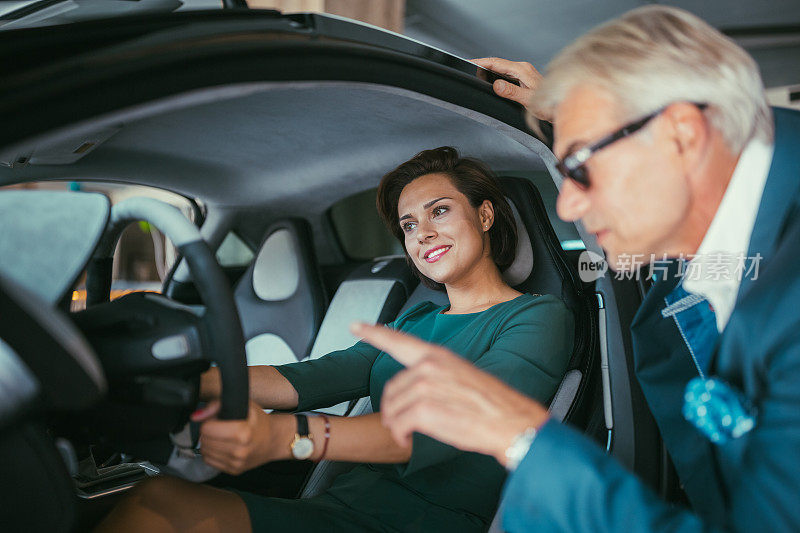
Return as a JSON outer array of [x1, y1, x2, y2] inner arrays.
[[0, 81, 590, 264]]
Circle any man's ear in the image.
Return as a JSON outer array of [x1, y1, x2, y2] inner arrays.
[[480, 200, 495, 230], [665, 103, 709, 168]]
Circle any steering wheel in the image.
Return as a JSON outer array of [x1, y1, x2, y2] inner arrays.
[[80, 197, 248, 421]]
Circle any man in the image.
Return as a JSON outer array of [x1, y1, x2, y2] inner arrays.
[[353, 5, 800, 531]]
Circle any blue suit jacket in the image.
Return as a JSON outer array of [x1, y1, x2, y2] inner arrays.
[[500, 107, 800, 532]]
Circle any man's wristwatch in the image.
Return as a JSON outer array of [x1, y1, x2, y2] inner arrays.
[[504, 427, 538, 471], [290, 414, 314, 460]]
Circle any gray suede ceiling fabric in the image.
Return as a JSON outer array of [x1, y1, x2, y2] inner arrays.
[[0, 82, 576, 263], [0, 83, 552, 207]]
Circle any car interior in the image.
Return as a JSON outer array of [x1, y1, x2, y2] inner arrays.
[[0, 11, 682, 531]]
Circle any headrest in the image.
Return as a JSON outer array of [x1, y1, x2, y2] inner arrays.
[[501, 200, 533, 286], [252, 227, 301, 301], [234, 218, 327, 359], [499, 176, 582, 313]]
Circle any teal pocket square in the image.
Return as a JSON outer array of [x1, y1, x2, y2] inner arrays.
[[683, 377, 756, 444]]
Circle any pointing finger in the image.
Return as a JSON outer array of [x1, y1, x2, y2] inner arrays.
[[350, 322, 442, 367]]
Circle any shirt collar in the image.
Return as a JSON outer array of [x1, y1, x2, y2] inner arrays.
[[682, 138, 774, 332]]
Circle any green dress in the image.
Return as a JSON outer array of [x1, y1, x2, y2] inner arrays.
[[237, 293, 573, 532]]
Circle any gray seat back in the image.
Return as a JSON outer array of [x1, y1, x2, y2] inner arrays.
[[306, 258, 416, 416], [300, 258, 415, 494], [234, 219, 327, 366]]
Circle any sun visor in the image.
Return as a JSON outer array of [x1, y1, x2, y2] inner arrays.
[[0, 190, 110, 305]]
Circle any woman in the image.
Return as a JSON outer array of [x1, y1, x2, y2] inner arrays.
[[97, 147, 573, 532]]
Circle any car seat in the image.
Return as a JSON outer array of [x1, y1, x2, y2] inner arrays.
[[305, 257, 417, 415], [233, 218, 327, 366]]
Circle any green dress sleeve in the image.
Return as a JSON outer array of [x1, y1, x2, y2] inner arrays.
[[273, 302, 432, 412], [402, 295, 574, 477], [274, 340, 381, 412]]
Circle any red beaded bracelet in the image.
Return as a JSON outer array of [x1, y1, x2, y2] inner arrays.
[[317, 414, 331, 462]]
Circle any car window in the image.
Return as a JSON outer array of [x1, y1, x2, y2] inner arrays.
[[216, 231, 255, 268], [1, 180, 197, 311]]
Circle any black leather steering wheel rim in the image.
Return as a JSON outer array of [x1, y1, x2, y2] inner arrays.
[[85, 197, 248, 420]]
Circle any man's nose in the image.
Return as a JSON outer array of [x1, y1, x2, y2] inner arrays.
[[556, 179, 591, 223]]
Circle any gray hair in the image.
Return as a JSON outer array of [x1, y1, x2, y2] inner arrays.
[[531, 5, 773, 152]]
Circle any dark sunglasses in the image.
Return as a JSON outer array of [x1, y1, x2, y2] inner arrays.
[[555, 103, 708, 188]]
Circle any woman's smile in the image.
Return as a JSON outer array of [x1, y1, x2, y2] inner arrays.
[[424, 245, 452, 263], [396, 172, 493, 286]]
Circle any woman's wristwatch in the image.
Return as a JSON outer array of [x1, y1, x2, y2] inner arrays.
[[290, 414, 314, 460]]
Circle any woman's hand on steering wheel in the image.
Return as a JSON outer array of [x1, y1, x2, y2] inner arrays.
[[192, 400, 291, 475]]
